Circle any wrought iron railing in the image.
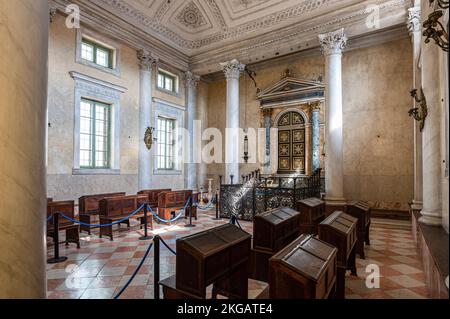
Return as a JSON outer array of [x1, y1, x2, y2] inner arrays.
[[220, 169, 323, 221]]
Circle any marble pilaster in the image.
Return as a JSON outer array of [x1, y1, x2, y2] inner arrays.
[[137, 49, 156, 190], [185, 71, 201, 190]]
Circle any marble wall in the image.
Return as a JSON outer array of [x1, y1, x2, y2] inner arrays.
[[47, 14, 187, 201], [205, 38, 415, 212], [0, 0, 48, 298]]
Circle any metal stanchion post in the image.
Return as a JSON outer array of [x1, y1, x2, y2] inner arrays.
[[140, 205, 153, 241], [154, 236, 160, 300], [185, 197, 196, 228], [213, 191, 221, 221], [47, 213, 68, 264]]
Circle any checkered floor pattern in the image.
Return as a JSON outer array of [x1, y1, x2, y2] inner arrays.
[[46, 210, 429, 299]]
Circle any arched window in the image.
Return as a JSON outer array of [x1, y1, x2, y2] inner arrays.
[[277, 111, 306, 174]]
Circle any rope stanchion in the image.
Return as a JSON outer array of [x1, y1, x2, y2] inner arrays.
[[139, 205, 153, 241], [154, 236, 161, 300], [185, 196, 195, 228], [114, 242, 154, 299], [47, 213, 68, 264], [159, 237, 177, 256], [212, 191, 221, 221], [147, 205, 185, 224], [60, 204, 146, 228]]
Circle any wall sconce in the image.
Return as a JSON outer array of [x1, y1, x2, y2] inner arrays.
[[430, 0, 449, 9], [423, 8, 449, 52], [144, 127, 157, 150], [243, 135, 249, 163], [408, 88, 428, 132]]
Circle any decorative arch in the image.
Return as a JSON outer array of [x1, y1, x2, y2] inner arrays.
[[274, 107, 310, 127]]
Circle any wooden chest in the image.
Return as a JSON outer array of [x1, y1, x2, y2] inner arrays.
[[319, 211, 357, 267], [138, 189, 171, 208], [319, 211, 358, 299], [253, 207, 301, 253], [347, 201, 371, 259], [176, 224, 251, 298], [296, 198, 326, 235], [269, 234, 337, 299]]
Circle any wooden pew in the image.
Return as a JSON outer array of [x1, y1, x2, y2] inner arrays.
[[347, 200, 371, 259], [157, 190, 199, 222], [47, 200, 80, 249], [99, 195, 149, 241], [78, 192, 126, 234], [138, 189, 171, 210]]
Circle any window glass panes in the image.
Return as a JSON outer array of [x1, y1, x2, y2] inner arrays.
[[81, 38, 113, 69], [157, 70, 177, 93], [157, 117, 176, 170], [79, 99, 111, 169]]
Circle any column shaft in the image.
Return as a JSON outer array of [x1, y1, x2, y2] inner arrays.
[[0, 0, 49, 298], [185, 71, 200, 190]]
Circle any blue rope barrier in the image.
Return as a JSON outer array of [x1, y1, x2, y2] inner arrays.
[[160, 237, 177, 256], [47, 215, 53, 222], [114, 242, 154, 299], [147, 196, 191, 224], [193, 200, 215, 211], [60, 204, 146, 228]]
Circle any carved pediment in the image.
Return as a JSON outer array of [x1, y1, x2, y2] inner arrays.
[[257, 76, 325, 107]]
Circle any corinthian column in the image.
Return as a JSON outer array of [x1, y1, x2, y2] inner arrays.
[[311, 101, 322, 172], [137, 49, 156, 190], [185, 71, 201, 190], [319, 28, 347, 213], [220, 59, 245, 184], [407, 6, 424, 210]]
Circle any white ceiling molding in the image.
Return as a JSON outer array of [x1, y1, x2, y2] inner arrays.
[[50, 0, 411, 75]]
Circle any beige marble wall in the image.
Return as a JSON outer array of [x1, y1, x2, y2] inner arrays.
[[47, 14, 187, 201], [0, 0, 48, 298], [206, 39, 414, 211]]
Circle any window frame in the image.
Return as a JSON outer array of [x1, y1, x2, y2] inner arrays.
[[81, 38, 114, 69], [79, 98, 112, 170], [157, 69, 179, 94], [156, 116, 177, 171]]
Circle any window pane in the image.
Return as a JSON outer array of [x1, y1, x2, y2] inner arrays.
[[81, 42, 94, 62], [96, 48, 109, 67]]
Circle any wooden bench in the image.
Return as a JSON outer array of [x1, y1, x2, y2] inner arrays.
[[99, 195, 150, 241], [78, 192, 126, 234], [47, 200, 80, 249], [157, 190, 199, 222], [138, 189, 171, 210]]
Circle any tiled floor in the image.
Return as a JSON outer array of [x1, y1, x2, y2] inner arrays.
[[46, 210, 430, 299]]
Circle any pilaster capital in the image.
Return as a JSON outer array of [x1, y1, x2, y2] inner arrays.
[[220, 59, 246, 80], [137, 49, 157, 71], [49, 5, 58, 23], [318, 28, 348, 56], [309, 101, 322, 112], [185, 71, 201, 89], [407, 7, 422, 35]]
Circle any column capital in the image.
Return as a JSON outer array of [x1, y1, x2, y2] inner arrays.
[[407, 7, 421, 35], [49, 5, 58, 23], [185, 71, 201, 89], [309, 101, 322, 112], [220, 59, 246, 80], [137, 49, 157, 71], [318, 28, 348, 56]]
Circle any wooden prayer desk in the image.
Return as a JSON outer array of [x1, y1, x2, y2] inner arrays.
[[319, 211, 357, 299], [251, 207, 301, 282], [138, 189, 171, 210], [99, 195, 149, 241], [296, 197, 326, 235], [157, 190, 199, 221], [176, 224, 251, 299], [347, 200, 371, 259], [47, 200, 80, 248], [269, 234, 337, 299], [78, 192, 126, 234]]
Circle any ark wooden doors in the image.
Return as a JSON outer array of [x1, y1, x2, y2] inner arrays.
[[277, 111, 306, 174]]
